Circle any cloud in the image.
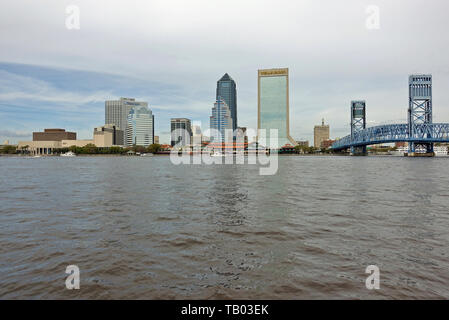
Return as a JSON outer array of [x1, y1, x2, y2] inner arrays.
[[0, 70, 114, 110], [1, 0, 449, 143], [0, 130, 31, 138]]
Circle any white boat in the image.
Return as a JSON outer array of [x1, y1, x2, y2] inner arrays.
[[211, 151, 224, 157], [60, 151, 76, 157], [389, 146, 408, 156], [390, 145, 448, 157], [140, 153, 153, 157], [434, 146, 448, 157], [33, 155, 42, 158]]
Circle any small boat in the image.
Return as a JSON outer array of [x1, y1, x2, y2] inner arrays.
[[434, 146, 448, 157], [140, 153, 154, 157], [60, 151, 76, 157], [33, 155, 42, 158], [211, 151, 224, 157], [389, 146, 408, 157]]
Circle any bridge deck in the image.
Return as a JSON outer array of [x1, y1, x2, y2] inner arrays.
[[331, 123, 449, 150]]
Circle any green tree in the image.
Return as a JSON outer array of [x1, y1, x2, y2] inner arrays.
[[146, 143, 161, 154], [0, 145, 17, 154], [83, 143, 97, 154]]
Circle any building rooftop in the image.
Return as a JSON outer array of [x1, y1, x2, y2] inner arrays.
[[218, 73, 233, 82]]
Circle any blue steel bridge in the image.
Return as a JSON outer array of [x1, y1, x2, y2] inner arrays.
[[331, 74, 449, 154], [331, 123, 449, 150]]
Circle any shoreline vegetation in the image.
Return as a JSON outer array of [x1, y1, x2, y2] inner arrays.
[[0, 142, 407, 157], [5, 142, 446, 157]]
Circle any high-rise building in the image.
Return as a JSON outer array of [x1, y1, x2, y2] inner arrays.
[[105, 97, 148, 133], [257, 68, 296, 147], [170, 118, 192, 147], [126, 105, 154, 147], [216, 73, 237, 132], [210, 98, 233, 143], [314, 119, 330, 148], [154, 136, 160, 144]]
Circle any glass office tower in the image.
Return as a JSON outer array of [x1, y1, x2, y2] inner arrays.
[[258, 68, 297, 148], [210, 98, 233, 143], [126, 105, 154, 147], [216, 73, 237, 132]]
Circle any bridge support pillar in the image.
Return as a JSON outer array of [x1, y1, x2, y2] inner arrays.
[[350, 101, 367, 156], [405, 151, 435, 157], [408, 75, 433, 155], [350, 146, 367, 156]]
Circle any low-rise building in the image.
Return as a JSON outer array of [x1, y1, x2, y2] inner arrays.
[[321, 139, 336, 149], [18, 125, 125, 155], [296, 140, 309, 147], [94, 124, 124, 147], [33, 128, 76, 141], [17, 140, 62, 155]]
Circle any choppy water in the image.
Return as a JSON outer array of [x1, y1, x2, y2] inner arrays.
[[1, 155, 449, 299]]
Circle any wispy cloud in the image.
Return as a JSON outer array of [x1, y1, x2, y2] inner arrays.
[[0, 70, 114, 109], [0, 130, 31, 138]]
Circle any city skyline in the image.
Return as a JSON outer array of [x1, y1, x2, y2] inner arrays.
[[2, 1, 449, 145]]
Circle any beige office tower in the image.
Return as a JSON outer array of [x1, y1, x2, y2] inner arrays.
[[258, 68, 297, 148], [314, 119, 330, 148], [105, 97, 148, 132]]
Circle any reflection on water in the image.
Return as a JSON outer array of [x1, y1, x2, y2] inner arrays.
[[0, 156, 449, 299]]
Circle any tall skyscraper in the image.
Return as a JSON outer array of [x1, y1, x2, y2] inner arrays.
[[314, 118, 330, 148], [105, 97, 148, 133], [171, 118, 192, 147], [210, 98, 233, 143], [257, 68, 296, 147], [126, 105, 154, 147], [216, 73, 237, 132]]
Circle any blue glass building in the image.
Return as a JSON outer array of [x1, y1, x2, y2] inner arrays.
[[216, 73, 237, 132], [210, 98, 233, 143]]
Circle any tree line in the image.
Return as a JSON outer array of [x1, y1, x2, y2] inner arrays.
[[1, 144, 163, 155]]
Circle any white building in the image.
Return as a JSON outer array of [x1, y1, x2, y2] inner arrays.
[[126, 105, 154, 147], [105, 97, 148, 137]]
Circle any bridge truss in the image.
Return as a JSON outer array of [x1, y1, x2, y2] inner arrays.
[[331, 123, 449, 150]]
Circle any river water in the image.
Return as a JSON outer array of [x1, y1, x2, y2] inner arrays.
[[1, 156, 448, 299]]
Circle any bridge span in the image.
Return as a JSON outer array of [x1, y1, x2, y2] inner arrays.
[[331, 123, 449, 150], [331, 74, 449, 155]]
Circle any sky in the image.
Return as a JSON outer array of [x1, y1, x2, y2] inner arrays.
[[1, 0, 449, 144]]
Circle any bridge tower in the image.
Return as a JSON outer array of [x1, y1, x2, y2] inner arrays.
[[408, 75, 433, 154], [350, 101, 367, 155]]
